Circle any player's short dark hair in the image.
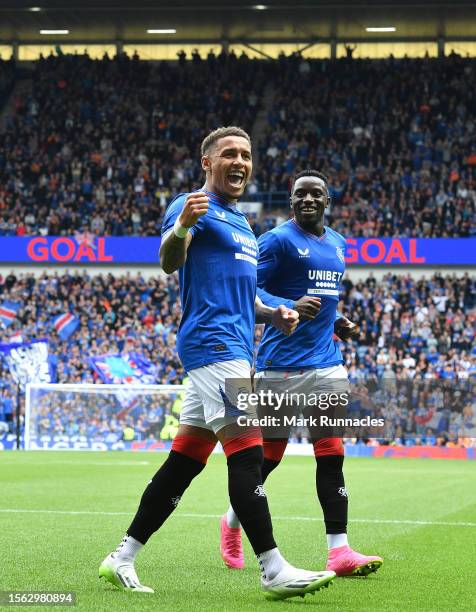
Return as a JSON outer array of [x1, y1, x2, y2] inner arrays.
[[200, 126, 251, 156], [292, 169, 329, 190]]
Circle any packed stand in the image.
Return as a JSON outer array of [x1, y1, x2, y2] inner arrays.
[[0, 270, 186, 445], [256, 54, 476, 237], [338, 272, 475, 445], [0, 271, 474, 445], [0, 52, 475, 238], [0, 51, 264, 237]]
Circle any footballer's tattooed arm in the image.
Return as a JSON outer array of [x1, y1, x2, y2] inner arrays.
[[160, 231, 193, 274], [254, 294, 274, 324], [160, 192, 209, 274], [255, 295, 299, 336]]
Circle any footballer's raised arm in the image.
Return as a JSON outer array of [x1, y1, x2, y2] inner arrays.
[[160, 231, 193, 274], [160, 192, 209, 274]]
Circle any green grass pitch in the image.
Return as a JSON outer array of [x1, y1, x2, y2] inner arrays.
[[1, 452, 475, 611]]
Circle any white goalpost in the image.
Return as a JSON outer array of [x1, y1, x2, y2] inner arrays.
[[24, 383, 320, 455], [24, 383, 184, 451]]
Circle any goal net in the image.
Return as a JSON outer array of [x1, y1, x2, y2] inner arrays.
[[25, 383, 184, 451]]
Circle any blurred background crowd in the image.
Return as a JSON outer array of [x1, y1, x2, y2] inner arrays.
[[0, 52, 475, 239], [1, 270, 474, 444]]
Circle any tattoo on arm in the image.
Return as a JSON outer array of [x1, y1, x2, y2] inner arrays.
[[160, 230, 193, 274], [255, 295, 274, 324]]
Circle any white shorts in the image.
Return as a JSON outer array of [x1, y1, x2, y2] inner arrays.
[[254, 364, 350, 438], [180, 359, 253, 434], [255, 364, 349, 395]]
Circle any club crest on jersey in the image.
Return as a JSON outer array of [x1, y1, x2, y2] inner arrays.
[[336, 246, 345, 264], [215, 210, 226, 219], [297, 247, 310, 258]]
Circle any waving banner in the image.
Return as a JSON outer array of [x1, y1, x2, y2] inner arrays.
[[0, 339, 55, 390], [89, 352, 158, 412], [51, 312, 80, 341], [0, 301, 21, 328], [89, 352, 157, 385]]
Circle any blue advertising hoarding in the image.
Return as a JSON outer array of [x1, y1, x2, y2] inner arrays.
[[1, 435, 474, 459], [0, 236, 474, 265]]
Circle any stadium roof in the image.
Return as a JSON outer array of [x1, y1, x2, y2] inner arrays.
[[1, 1, 475, 43]]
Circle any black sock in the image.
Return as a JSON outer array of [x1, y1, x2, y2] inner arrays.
[[127, 450, 206, 544], [316, 455, 348, 534], [227, 446, 276, 555], [262, 458, 280, 483]]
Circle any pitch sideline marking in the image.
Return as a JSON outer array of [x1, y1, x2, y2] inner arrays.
[[0, 509, 474, 527], [0, 461, 151, 466]]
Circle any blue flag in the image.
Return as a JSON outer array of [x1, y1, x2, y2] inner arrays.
[[89, 352, 157, 385], [0, 301, 21, 328], [51, 312, 80, 340]]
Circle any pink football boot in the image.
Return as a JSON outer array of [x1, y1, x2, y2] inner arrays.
[[327, 545, 383, 577], [220, 515, 244, 569]]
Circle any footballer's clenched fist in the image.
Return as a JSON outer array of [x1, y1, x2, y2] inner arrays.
[[272, 304, 300, 336], [178, 192, 209, 228]]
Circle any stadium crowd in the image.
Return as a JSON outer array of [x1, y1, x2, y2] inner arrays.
[[0, 52, 475, 238], [0, 51, 262, 238], [0, 271, 474, 443], [257, 54, 476, 237]]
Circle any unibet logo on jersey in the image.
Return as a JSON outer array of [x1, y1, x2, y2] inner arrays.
[[256, 219, 346, 372], [308, 269, 344, 297], [232, 231, 258, 266]]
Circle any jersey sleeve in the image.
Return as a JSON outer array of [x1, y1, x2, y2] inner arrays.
[[257, 231, 295, 310], [161, 194, 206, 238]]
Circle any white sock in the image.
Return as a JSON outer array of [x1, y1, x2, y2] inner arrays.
[[257, 547, 287, 581], [226, 506, 241, 529], [327, 533, 349, 550], [113, 535, 143, 562]]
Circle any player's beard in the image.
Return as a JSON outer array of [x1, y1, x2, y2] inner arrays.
[[295, 206, 325, 233]]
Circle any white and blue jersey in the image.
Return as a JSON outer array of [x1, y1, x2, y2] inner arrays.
[[161, 191, 258, 372], [256, 219, 346, 372]]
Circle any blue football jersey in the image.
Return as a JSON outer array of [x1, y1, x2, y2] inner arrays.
[[161, 191, 258, 372], [256, 219, 346, 371]]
